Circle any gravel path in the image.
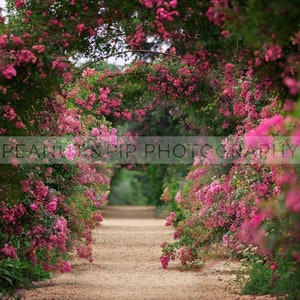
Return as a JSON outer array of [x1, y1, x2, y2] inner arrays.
[[25, 206, 276, 300]]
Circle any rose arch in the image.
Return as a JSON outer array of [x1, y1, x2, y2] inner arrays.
[[1, 0, 300, 298]]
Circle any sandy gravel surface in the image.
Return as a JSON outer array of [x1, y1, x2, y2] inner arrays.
[[25, 206, 276, 300]]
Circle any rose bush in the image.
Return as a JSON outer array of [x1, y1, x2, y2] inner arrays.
[[0, 1, 117, 295]]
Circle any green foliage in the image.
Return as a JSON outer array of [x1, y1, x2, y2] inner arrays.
[[108, 168, 149, 205], [240, 252, 300, 299], [229, 0, 300, 50], [145, 165, 168, 206], [108, 165, 188, 207], [0, 259, 50, 298]]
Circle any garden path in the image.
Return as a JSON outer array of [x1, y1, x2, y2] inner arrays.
[[25, 206, 276, 300]]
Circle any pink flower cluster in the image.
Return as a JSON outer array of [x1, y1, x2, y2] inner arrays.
[[14, 0, 25, 9], [47, 197, 57, 212], [91, 125, 118, 147], [46, 259, 72, 273], [177, 247, 193, 265], [76, 244, 93, 262], [17, 49, 37, 64], [32, 44, 45, 54], [142, 0, 177, 9], [82, 67, 95, 78], [3, 105, 17, 120], [73, 84, 122, 116], [147, 63, 201, 102], [209, 180, 221, 194], [239, 214, 267, 253], [156, 7, 179, 21], [126, 24, 146, 49], [160, 255, 171, 269], [1, 243, 18, 259], [20, 176, 61, 216], [165, 211, 176, 226], [0, 202, 26, 224], [206, 0, 228, 26], [2, 64, 17, 79], [245, 114, 284, 148], [94, 210, 103, 222], [76, 23, 86, 34], [285, 188, 300, 213], [49, 218, 69, 252], [264, 44, 282, 62], [57, 110, 82, 134], [140, 0, 179, 40], [64, 144, 76, 161], [283, 77, 300, 95]]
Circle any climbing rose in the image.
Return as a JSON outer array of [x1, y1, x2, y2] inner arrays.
[[0, 35, 7, 47], [47, 199, 57, 212], [239, 214, 264, 245], [91, 127, 100, 137], [82, 67, 95, 77], [15, 121, 25, 128], [165, 212, 176, 226], [64, 144, 76, 161], [284, 77, 300, 95], [10, 35, 24, 45], [1, 243, 18, 259], [3, 105, 17, 120], [94, 211, 103, 222], [58, 261, 72, 273], [144, 0, 155, 8], [30, 203, 38, 211], [32, 44, 46, 53], [14, 0, 25, 8], [17, 50, 37, 64], [2, 65, 17, 79], [76, 23, 86, 34], [160, 255, 170, 269], [264, 44, 282, 62], [286, 188, 300, 213], [170, 0, 177, 8]]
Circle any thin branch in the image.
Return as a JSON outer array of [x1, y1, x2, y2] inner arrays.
[[59, 49, 183, 90], [133, 49, 184, 61], [76, 49, 183, 73]]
